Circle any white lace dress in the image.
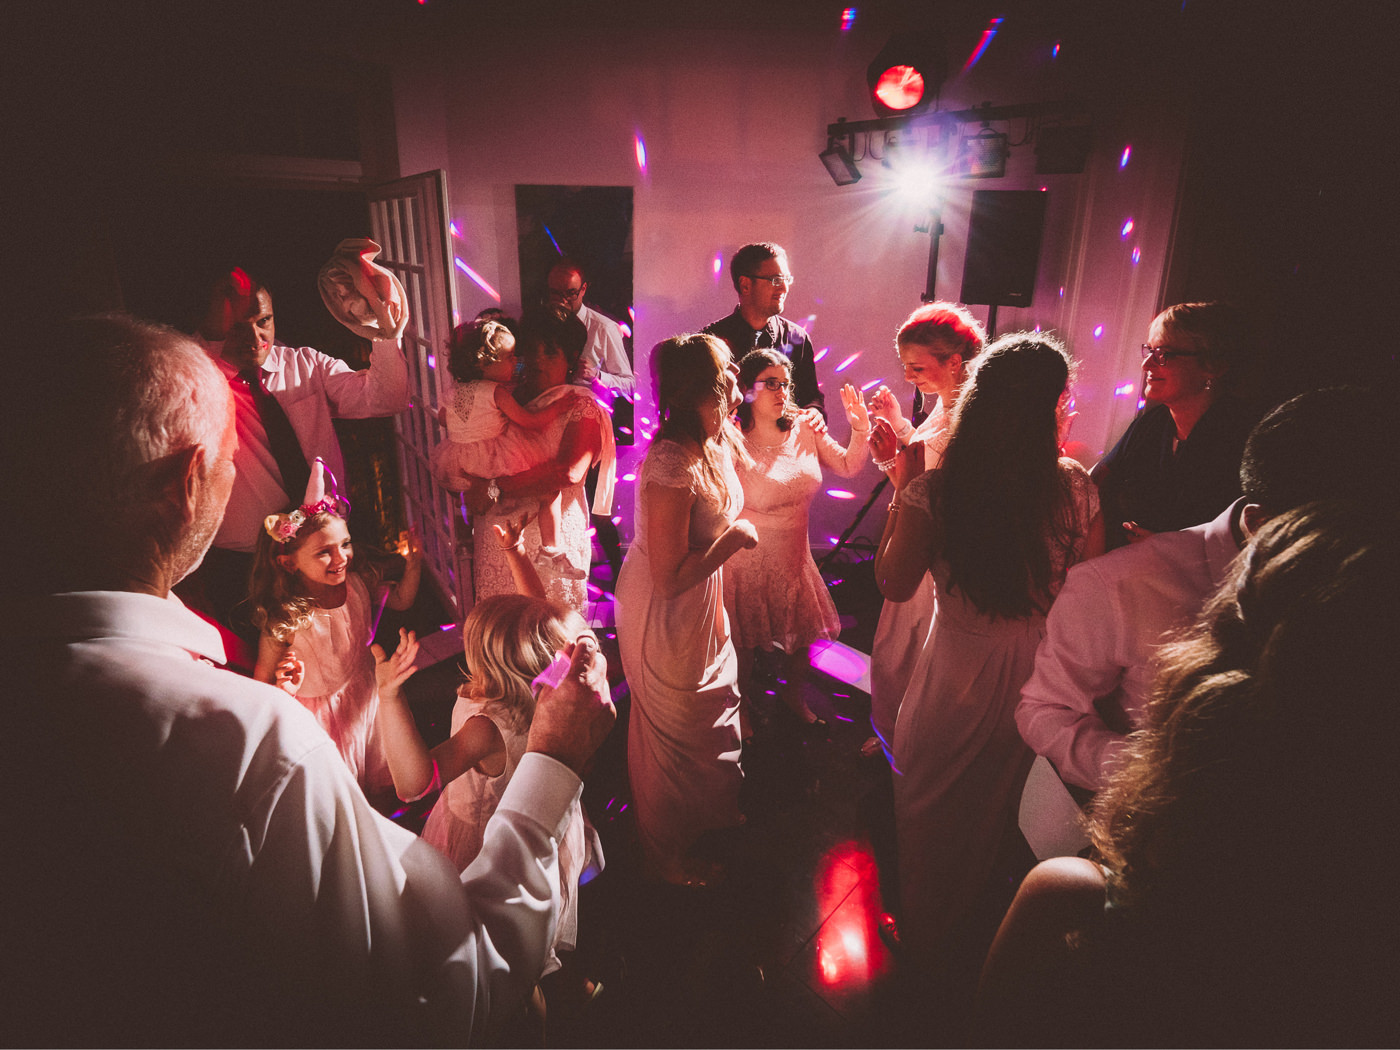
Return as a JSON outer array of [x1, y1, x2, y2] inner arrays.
[[421, 692, 597, 975], [617, 438, 745, 874], [431, 379, 551, 483], [471, 386, 615, 612]]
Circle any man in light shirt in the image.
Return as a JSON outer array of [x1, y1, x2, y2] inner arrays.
[[183, 268, 410, 635], [1, 314, 616, 1046]]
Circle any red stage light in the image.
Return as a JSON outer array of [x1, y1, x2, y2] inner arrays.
[[873, 64, 925, 112]]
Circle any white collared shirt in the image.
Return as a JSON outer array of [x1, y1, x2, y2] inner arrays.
[[1017, 501, 1243, 790], [572, 303, 635, 396], [3, 589, 579, 1045], [199, 335, 409, 551]]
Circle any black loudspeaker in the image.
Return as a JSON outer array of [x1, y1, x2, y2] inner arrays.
[[960, 190, 1049, 308]]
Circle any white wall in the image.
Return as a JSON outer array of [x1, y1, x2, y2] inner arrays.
[[391, 15, 1188, 550]]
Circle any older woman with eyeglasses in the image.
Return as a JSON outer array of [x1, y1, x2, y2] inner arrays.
[[1091, 302, 1260, 549], [722, 349, 870, 730]]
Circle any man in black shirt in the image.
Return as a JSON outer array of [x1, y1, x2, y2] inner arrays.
[[702, 242, 825, 417]]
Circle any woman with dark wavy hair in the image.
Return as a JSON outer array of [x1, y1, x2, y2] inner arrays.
[[617, 333, 757, 886], [976, 501, 1400, 1046], [872, 332, 1103, 964]]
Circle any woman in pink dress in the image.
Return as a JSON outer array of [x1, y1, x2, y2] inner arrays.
[[723, 348, 870, 728], [616, 333, 756, 886], [872, 332, 1104, 966]]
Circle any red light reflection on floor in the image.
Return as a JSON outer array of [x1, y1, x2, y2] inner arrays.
[[813, 840, 892, 990]]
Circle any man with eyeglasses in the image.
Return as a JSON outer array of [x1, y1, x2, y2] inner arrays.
[[703, 242, 825, 417], [546, 258, 635, 399]]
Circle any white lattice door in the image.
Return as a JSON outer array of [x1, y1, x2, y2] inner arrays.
[[368, 171, 470, 618]]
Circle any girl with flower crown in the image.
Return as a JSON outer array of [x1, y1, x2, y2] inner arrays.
[[431, 317, 585, 580], [249, 459, 423, 796]]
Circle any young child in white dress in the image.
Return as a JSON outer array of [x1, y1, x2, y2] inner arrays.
[[432, 318, 586, 580], [249, 459, 422, 797], [375, 591, 603, 981]]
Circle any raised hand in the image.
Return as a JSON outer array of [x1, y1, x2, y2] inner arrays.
[[840, 383, 871, 433], [526, 635, 617, 776], [372, 628, 420, 698], [492, 513, 534, 552], [868, 385, 907, 431]]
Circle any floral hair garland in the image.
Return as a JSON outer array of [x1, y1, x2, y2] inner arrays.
[[262, 459, 351, 546]]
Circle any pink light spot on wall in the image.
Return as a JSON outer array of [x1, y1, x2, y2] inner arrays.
[[1115, 382, 1135, 396], [814, 347, 830, 363], [611, 515, 623, 526], [620, 472, 637, 482], [1058, 286, 1065, 299], [1137, 397, 1147, 410], [1120, 144, 1132, 168], [1132, 247, 1142, 264], [840, 7, 857, 31], [713, 254, 723, 276], [1052, 40, 1061, 58], [835, 353, 860, 373], [1120, 218, 1134, 237], [426, 354, 436, 369], [454, 257, 501, 302], [826, 489, 857, 500], [448, 221, 461, 238], [860, 377, 882, 392], [634, 135, 647, 172], [1040, 185, 1048, 192], [1093, 325, 1105, 338]]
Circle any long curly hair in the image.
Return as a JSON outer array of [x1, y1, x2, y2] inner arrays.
[[651, 332, 749, 504], [934, 333, 1078, 618], [1083, 501, 1400, 1042], [247, 509, 385, 643], [460, 594, 594, 732]]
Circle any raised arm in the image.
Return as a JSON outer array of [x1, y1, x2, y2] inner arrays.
[[492, 514, 547, 599], [480, 399, 603, 508], [319, 338, 411, 418], [386, 529, 423, 612], [874, 465, 937, 603], [814, 383, 872, 477]]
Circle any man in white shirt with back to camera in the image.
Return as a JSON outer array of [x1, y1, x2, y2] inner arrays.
[[0, 314, 616, 1047], [1018, 385, 1394, 793]]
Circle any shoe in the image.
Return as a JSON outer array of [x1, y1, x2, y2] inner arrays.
[[535, 547, 588, 580]]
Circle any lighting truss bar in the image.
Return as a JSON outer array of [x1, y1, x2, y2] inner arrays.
[[827, 100, 1087, 139]]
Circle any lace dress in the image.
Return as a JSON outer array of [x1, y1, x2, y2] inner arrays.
[[471, 386, 616, 612], [616, 438, 745, 875], [724, 419, 867, 651], [289, 573, 391, 793], [430, 379, 551, 484], [421, 693, 597, 975], [869, 401, 951, 757], [893, 459, 1099, 957]]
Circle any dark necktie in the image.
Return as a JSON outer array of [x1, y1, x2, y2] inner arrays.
[[238, 367, 310, 504]]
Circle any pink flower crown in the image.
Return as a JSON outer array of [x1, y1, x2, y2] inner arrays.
[[262, 459, 352, 546]]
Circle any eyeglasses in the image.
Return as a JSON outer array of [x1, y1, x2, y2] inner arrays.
[[547, 286, 583, 302], [755, 378, 792, 392], [744, 273, 795, 288], [1140, 344, 1203, 366]]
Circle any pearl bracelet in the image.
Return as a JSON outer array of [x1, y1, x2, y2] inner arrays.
[[873, 454, 898, 472]]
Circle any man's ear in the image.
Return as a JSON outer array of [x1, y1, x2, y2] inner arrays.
[[1240, 502, 1269, 540], [159, 444, 205, 527]]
